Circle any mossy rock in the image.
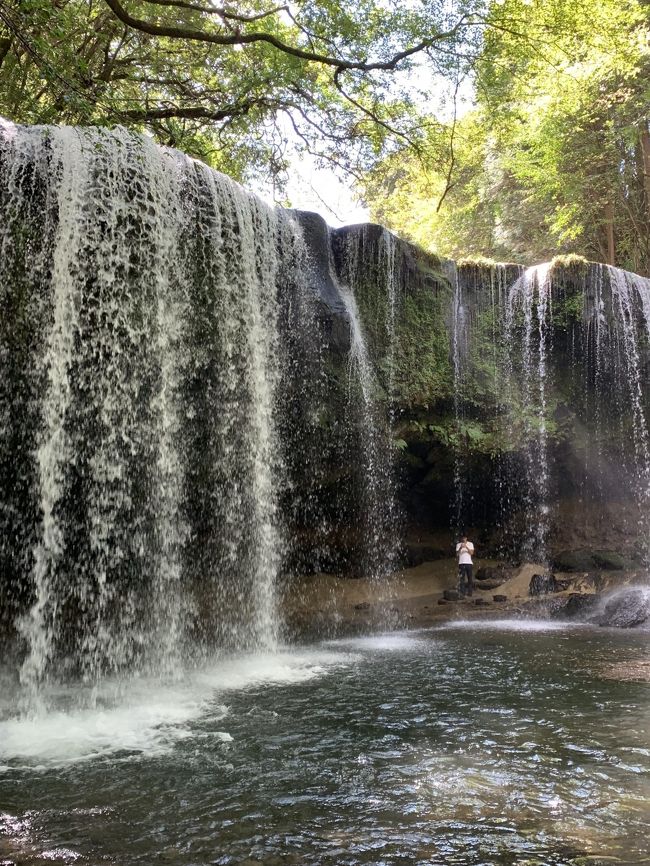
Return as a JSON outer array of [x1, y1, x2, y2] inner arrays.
[[591, 550, 633, 571], [552, 548, 632, 572]]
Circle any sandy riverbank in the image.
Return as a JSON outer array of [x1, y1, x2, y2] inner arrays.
[[281, 557, 638, 638]]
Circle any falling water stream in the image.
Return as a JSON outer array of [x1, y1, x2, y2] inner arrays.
[[339, 285, 396, 579], [604, 265, 650, 556], [505, 264, 553, 562], [335, 225, 401, 579], [447, 261, 467, 529], [0, 122, 308, 702]]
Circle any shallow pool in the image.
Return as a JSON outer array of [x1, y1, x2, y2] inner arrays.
[[2, 621, 650, 865]]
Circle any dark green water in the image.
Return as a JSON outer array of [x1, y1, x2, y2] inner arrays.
[[2, 621, 650, 865]]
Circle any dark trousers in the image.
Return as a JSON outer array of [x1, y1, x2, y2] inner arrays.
[[458, 563, 473, 596]]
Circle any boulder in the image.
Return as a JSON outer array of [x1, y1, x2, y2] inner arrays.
[[592, 550, 631, 571], [478, 578, 508, 591], [404, 543, 448, 565], [475, 566, 508, 583], [493, 594, 507, 603], [598, 589, 650, 628], [443, 589, 461, 601], [474, 597, 490, 606], [529, 573, 558, 596], [552, 548, 632, 573], [551, 550, 595, 572], [553, 577, 573, 592], [553, 592, 600, 620]]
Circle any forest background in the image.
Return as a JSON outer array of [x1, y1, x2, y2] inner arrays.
[[1, 0, 648, 273]]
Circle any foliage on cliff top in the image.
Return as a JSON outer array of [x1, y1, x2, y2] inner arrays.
[[550, 255, 589, 271], [362, 0, 650, 276], [3, 0, 646, 226], [0, 0, 487, 185]]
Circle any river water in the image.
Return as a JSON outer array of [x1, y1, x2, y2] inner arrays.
[[1, 621, 650, 865]]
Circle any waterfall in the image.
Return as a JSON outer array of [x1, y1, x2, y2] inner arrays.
[[451, 258, 650, 564], [505, 264, 553, 562], [451, 261, 513, 537], [447, 261, 467, 529], [605, 266, 650, 487], [596, 265, 650, 561], [9, 118, 650, 697], [333, 225, 401, 578], [0, 121, 311, 700], [338, 286, 392, 577]]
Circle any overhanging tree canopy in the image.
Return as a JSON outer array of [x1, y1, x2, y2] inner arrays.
[[0, 0, 486, 181], [362, 0, 650, 273], [2, 0, 647, 270]]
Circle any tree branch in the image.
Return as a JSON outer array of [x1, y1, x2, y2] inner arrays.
[[102, 0, 474, 73], [141, 0, 291, 24], [282, 108, 364, 184], [436, 74, 460, 212], [120, 99, 280, 122], [333, 67, 419, 148]]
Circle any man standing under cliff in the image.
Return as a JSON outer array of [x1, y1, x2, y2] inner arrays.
[[456, 535, 475, 597]]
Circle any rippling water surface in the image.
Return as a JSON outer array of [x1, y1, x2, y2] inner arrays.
[[2, 622, 650, 865]]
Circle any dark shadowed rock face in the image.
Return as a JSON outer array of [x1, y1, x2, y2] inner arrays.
[[290, 210, 351, 354], [598, 589, 650, 628]]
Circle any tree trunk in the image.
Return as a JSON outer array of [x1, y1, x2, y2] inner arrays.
[[604, 201, 615, 266], [639, 122, 650, 221], [0, 37, 12, 71]]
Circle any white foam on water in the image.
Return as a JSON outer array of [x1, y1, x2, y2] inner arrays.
[[434, 619, 585, 633], [0, 687, 206, 768], [0, 649, 358, 769], [196, 648, 360, 692], [325, 633, 425, 652]]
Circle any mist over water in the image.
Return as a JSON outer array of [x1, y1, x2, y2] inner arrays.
[[0, 648, 357, 767]]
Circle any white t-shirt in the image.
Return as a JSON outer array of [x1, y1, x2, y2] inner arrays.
[[456, 541, 474, 565]]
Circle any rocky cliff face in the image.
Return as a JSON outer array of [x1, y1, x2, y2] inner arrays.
[[293, 220, 650, 570]]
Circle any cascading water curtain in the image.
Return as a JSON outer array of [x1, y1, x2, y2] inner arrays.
[[447, 260, 467, 530], [599, 265, 650, 563], [452, 261, 514, 540], [0, 121, 306, 703], [334, 225, 401, 579], [505, 264, 553, 563]]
